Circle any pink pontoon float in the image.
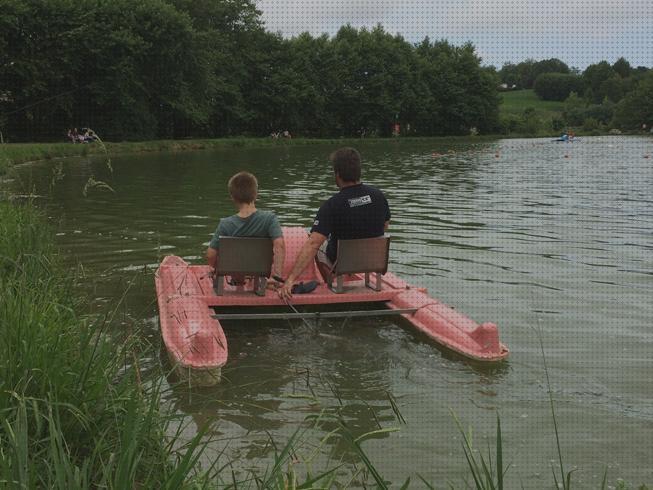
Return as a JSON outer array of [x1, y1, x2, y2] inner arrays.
[[155, 227, 509, 386]]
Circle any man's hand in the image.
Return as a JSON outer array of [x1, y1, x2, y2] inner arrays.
[[276, 232, 326, 302], [278, 281, 294, 301], [266, 277, 283, 290]]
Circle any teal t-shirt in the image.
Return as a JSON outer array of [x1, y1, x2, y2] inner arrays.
[[209, 210, 282, 249]]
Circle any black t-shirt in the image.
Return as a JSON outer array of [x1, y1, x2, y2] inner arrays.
[[310, 183, 391, 262]]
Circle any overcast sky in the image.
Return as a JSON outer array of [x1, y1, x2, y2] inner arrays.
[[255, 0, 652, 69]]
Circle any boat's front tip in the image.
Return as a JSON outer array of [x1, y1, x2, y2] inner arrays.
[[469, 322, 510, 361], [388, 290, 509, 363]]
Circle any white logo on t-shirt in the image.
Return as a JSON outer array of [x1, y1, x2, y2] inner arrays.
[[313, 219, 319, 226], [348, 195, 372, 207]]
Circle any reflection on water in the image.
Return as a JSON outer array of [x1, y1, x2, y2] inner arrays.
[[7, 136, 653, 487]]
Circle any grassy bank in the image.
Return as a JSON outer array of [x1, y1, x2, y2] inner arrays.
[[0, 135, 499, 175], [0, 201, 221, 487]]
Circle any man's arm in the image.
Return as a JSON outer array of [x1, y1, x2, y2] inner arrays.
[[271, 237, 285, 278], [384, 220, 390, 232], [278, 232, 326, 300], [206, 247, 218, 271]]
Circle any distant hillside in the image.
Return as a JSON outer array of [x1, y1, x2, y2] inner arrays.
[[498, 89, 568, 135], [500, 89, 565, 118]]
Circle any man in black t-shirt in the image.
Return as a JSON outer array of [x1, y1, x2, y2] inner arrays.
[[278, 147, 390, 300]]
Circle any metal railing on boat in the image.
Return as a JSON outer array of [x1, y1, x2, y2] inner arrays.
[[211, 308, 418, 321]]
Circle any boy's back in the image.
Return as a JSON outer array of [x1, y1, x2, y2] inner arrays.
[[206, 171, 285, 282], [209, 210, 282, 249]]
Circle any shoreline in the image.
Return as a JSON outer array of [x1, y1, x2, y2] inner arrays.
[[1, 132, 648, 175], [0, 135, 497, 173]]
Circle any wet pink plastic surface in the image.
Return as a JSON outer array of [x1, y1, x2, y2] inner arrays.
[[155, 227, 509, 374]]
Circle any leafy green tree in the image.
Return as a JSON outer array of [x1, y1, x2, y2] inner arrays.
[[2, 0, 218, 141], [415, 39, 499, 135], [516, 59, 538, 89], [583, 61, 616, 103], [169, 0, 263, 136], [504, 58, 569, 89], [613, 71, 653, 130], [1, 0, 89, 140], [599, 76, 627, 103], [533, 58, 569, 78], [1, 2, 502, 140], [499, 63, 520, 87], [612, 57, 631, 78]]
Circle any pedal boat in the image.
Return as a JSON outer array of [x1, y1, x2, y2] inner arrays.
[[155, 227, 509, 386]]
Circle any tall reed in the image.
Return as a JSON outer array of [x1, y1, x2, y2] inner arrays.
[[0, 202, 211, 488]]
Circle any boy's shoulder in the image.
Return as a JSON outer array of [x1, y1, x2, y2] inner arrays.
[[253, 210, 279, 221], [217, 214, 240, 232]]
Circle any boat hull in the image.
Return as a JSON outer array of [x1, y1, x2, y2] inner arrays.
[[155, 227, 508, 386]]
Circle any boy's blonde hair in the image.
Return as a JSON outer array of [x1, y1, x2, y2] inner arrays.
[[228, 171, 258, 204]]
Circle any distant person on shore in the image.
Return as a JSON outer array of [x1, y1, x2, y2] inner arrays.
[[206, 171, 285, 285], [68, 128, 80, 143], [278, 147, 390, 300], [82, 128, 97, 142]]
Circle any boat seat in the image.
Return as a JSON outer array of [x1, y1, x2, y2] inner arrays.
[[329, 236, 390, 293], [213, 237, 273, 296]]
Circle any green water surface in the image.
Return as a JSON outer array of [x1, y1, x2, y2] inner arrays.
[[6, 136, 652, 488]]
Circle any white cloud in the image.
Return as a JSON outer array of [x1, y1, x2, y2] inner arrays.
[[255, 0, 653, 68]]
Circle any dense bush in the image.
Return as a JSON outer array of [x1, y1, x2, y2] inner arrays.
[[582, 117, 600, 131], [534, 73, 583, 101], [564, 103, 614, 127], [612, 71, 653, 130]]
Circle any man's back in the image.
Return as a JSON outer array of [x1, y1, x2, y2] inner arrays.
[[311, 183, 390, 262]]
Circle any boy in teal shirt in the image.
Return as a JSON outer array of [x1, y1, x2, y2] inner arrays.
[[206, 172, 285, 283]]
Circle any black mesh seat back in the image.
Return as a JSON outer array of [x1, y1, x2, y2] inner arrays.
[[217, 237, 273, 276], [334, 237, 389, 275]]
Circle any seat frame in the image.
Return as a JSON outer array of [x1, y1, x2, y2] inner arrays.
[[327, 236, 390, 294], [213, 237, 273, 296]]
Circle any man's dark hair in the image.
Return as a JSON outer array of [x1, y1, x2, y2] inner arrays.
[[228, 171, 258, 204], [330, 147, 361, 183]]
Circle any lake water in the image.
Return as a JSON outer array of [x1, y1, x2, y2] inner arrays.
[[6, 136, 653, 488]]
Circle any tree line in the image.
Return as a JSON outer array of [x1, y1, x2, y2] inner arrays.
[[499, 57, 652, 131], [0, 0, 499, 142]]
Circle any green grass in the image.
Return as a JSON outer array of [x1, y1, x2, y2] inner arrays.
[[499, 89, 566, 118], [0, 202, 217, 488]]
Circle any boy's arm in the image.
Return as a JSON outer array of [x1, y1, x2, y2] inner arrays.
[[272, 237, 285, 278], [207, 220, 223, 272], [206, 247, 218, 271], [268, 214, 285, 280]]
